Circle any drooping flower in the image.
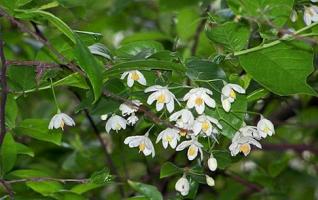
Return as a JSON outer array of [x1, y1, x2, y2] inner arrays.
[[156, 128, 180, 149], [145, 85, 178, 113], [121, 70, 146, 87], [257, 116, 275, 138], [100, 114, 108, 121], [175, 175, 190, 196], [221, 83, 245, 112], [193, 115, 222, 136], [205, 175, 215, 187], [229, 128, 262, 156], [127, 113, 139, 125], [303, 6, 318, 26], [119, 100, 141, 116], [183, 88, 216, 114], [208, 156, 218, 171], [176, 137, 203, 160], [169, 109, 194, 124], [124, 132, 155, 157], [105, 115, 127, 133], [290, 9, 298, 22], [175, 119, 193, 137], [48, 112, 75, 130]]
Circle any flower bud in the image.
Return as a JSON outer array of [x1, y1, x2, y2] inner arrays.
[[205, 175, 215, 187], [208, 157, 217, 171], [257, 116, 275, 138], [175, 176, 190, 196]]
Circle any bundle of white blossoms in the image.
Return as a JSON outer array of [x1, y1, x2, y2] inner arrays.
[[48, 69, 275, 196]]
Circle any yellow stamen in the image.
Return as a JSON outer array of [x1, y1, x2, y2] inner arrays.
[[157, 94, 166, 103], [263, 127, 270, 133], [201, 121, 210, 132], [195, 97, 204, 105], [60, 120, 65, 131], [188, 146, 197, 156], [131, 71, 140, 81], [179, 131, 187, 137], [229, 89, 236, 99], [139, 143, 145, 151], [115, 123, 121, 130], [239, 143, 251, 155], [165, 135, 173, 143]]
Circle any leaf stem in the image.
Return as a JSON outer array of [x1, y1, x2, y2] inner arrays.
[[50, 79, 60, 112]]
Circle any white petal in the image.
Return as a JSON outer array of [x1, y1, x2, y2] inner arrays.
[[156, 102, 164, 111], [187, 145, 198, 160], [221, 85, 232, 96], [147, 92, 157, 105], [229, 84, 245, 94], [144, 85, 163, 93], [304, 11, 312, 26], [136, 71, 147, 85], [195, 103, 205, 114], [204, 95, 216, 108], [221, 96, 231, 112], [127, 73, 134, 87], [120, 72, 129, 80], [176, 140, 192, 151], [166, 99, 174, 113]]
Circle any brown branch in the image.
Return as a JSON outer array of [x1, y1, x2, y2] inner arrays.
[[6, 60, 60, 68], [0, 7, 80, 73], [0, 179, 14, 200], [191, 5, 211, 56], [103, 90, 192, 134], [0, 34, 8, 145]]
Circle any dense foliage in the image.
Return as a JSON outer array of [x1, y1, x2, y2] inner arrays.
[[0, 0, 318, 199]]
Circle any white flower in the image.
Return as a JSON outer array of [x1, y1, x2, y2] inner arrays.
[[48, 112, 75, 130], [312, 0, 318, 3], [304, 6, 318, 26], [175, 175, 190, 196], [176, 137, 203, 160], [121, 70, 146, 87], [257, 116, 275, 138], [208, 156, 217, 171], [221, 83, 245, 112], [205, 175, 215, 187], [239, 125, 261, 140], [175, 119, 193, 137], [127, 113, 139, 125], [193, 115, 222, 136], [100, 114, 108, 121], [169, 109, 194, 124], [156, 128, 180, 149], [119, 100, 141, 116], [124, 133, 155, 157], [145, 85, 178, 113], [290, 10, 298, 22], [183, 88, 216, 114], [229, 129, 262, 156], [105, 115, 127, 133]]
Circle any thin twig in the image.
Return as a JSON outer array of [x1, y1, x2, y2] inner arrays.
[[191, 5, 211, 56], [224, 171, 263, 192], [4, 177, 88, 184], [261, 143, 318, 155], [0, 179, 14, 199], [0, 33, 8, 145], [73, 92, 125, 197], [6, 60, 60, 68]]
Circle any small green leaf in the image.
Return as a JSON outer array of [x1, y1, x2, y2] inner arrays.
[[89, 168, 112, 185], [52, 72, 89, 89], [14, 119, 62, 145], [15, 142, 34, 157], [121, 32, 172, 44], [247, 89, 269, 102], [74, 35, 104, 102], [5, 94, 18, 129], [8, 169, 51, 178], [26, 181, 63, 196], [71, 182, 103, 194], [206, 22, 249, 52], [88, 43, 113, 60], [128, 180, 163, 200], [115, 41, 164, 59], [0, 133, 17, 174], [239, 41, 317, 96], [186, 58, 226, 80], [160, 162, 182, 178]]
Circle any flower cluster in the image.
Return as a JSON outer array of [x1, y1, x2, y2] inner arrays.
[[48, 69, 275, 197], [291, 0, 318, 25]]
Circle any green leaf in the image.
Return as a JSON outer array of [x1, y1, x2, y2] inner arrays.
[[160, 162, 182, 178], [0, 133, 17, 174], [51, 191, 86, 200], [7, 66, 36, 91], [239, 42, 317, 96], [206, 22, 249, 52], [212, 150, 235, 170], [1, 0, 17, 11], [26, 181, 63, 196], [88, 43, 113, 60], [74, 35, 104, 102], [8, 169, 51, 178], [89, 168, 112, 185], [14, 119, 63, 145], [5, 94, 18, 129], [15, 9, 75, 43], [71, 182, 103, 194], [115, 41, 164, 59], [226, 0, 294, 27], [247, 88, 269, 102], [186, 58, 226, 80], [176, 7, 199, 40], [104, 60, 186, 80], [15, 142, 34, 157], [52, 72, 89, 89], [128, 180, 163, 200]]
